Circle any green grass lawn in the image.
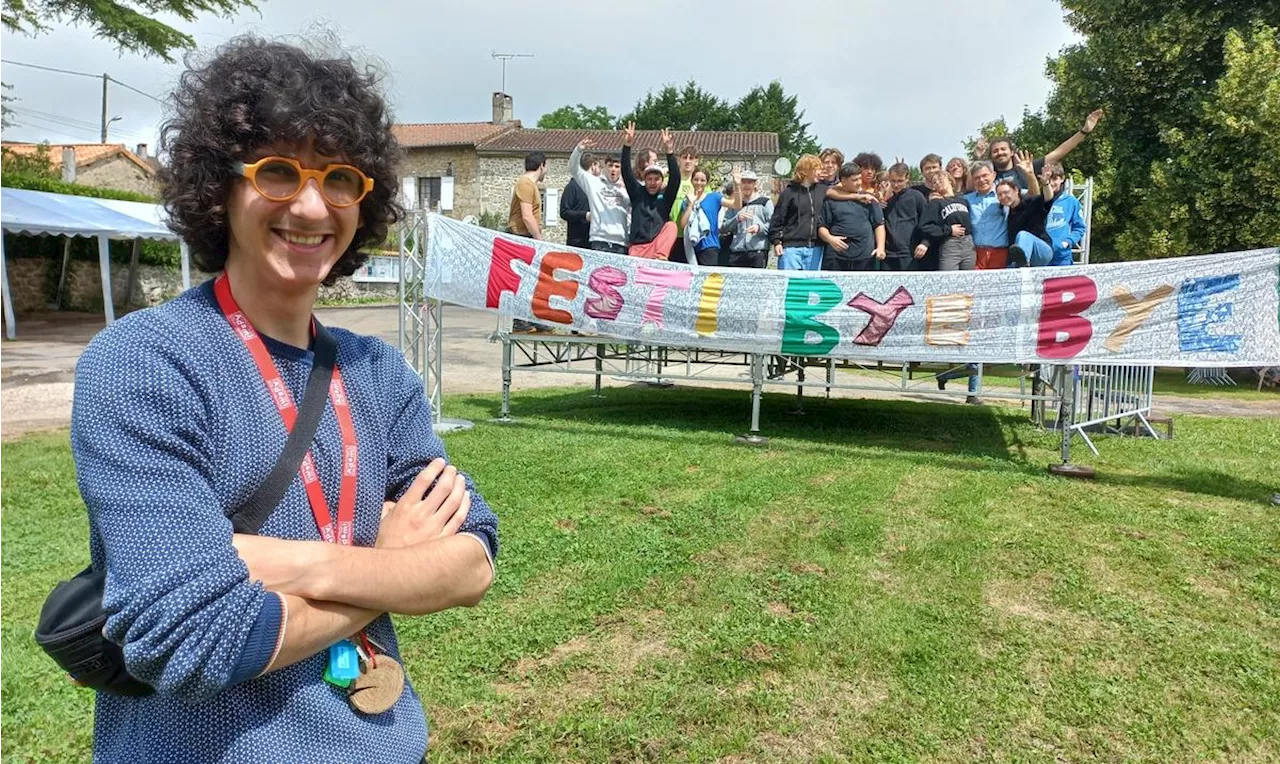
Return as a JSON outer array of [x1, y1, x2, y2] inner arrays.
[[3, 387, 1278, 763]]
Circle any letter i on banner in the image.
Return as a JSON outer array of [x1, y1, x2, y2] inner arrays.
[[696, 273, 726, 337]]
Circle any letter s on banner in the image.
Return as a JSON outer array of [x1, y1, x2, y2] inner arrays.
[[1036, 276, 1097, 359], [531, 251, 583, 325], [585, 266, 628, 321]]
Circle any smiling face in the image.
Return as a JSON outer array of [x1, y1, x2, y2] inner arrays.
[[989, 139, 1013, 168], [971, 165, 995, 194], [644, 170, 664, 193], [888, 171, 910, 195], [691, 169, 708, 195], [996, 182, 1021, 208], [226, 140, 361, 293], [679, 151, 698, 175], [821, 156, 840, 181]]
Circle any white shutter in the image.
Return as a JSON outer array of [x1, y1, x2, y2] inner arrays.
[[400, 177, 418, 209], [440, 177, 455, 211], [544, 188, 559, 227]]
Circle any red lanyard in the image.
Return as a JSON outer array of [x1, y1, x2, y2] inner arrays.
[[213, 274, 358, 546]]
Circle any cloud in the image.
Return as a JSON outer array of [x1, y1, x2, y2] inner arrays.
[[1, 0, 1078, 162]]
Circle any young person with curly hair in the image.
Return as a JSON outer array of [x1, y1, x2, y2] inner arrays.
[[70, 36, 498, 763]]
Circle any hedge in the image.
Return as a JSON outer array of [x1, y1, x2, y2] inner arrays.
[[1, 172, 160, 204]]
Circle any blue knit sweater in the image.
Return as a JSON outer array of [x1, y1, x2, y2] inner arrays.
[[70, 281, 499, 763]]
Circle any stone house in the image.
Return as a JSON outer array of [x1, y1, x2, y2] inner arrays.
[[1, 141, 159, 196], [393, 94, 781, 245]]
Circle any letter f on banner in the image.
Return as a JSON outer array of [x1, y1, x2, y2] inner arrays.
[[1037, 276, 1097, 358], [486, 238, 535, 309]]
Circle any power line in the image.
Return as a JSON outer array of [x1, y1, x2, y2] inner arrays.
[[1, 59, 165, 103]]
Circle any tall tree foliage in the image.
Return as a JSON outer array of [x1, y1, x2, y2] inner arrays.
[[996, 0, 1280, 260], [537, 80, 821, 160], [536, 104, 618, 130]]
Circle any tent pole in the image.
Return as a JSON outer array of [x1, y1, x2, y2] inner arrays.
[[180, 242, 191, 290], [1, 233, 16, 340], [56, 237, 73, 309], [123, 238, 140, 308], [98, 235, 115, 324]]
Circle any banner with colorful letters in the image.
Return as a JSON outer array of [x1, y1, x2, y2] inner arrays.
[[424, 214, 1280, 367]]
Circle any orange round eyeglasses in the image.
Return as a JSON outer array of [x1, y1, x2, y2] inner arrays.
[[235, 156, 375, 207]]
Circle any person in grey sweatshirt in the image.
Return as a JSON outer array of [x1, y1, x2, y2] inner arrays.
[[718, 170, 774, 268], [570, 139, 632, 254]]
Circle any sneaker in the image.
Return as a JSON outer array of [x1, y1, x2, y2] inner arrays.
[[511, 320, 539, 334], [966, 395, 982, 405], [1009, 246, 1027, 268]]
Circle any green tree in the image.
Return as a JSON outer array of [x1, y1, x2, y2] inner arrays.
[[2, 0, 259, 61], [536, 103, 618, 130], [1, 82, 16, 131], [1004, 0, 1279, 260], [619, 81, 736, 132], [732, 81, 820, 160]]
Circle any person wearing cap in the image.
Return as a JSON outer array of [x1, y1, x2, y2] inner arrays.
[[719, 169, 774, 268], [619, 121, 681, 260]]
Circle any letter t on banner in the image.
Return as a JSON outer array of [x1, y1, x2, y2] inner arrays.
[[486, 238, 536, 309], [635, 267, 694, 329]]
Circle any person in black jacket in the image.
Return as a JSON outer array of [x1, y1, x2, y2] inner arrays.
[[883, 162, 927, 271], [619, 121, 680, 260], [559, 150, 597, 248], [818, 163, 885, 271], [767, 154, 826, 270], [917, 170, 974, 271]]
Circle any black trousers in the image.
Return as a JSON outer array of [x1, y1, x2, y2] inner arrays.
[[694, 247, 720, 266], [726, 250, 767, 268], [822, 256, 875, 271], [669, 237, 688, 263], [590, 241, 628, 255], [880, 257, 913, 271]]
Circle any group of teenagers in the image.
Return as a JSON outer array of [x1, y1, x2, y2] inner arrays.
[[511, 109, 1104, 276]]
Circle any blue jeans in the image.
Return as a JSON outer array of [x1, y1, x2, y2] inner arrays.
[[780, 245, 823, 270], [938, 363, 980, 394], [1013, 231, 1054, 267]]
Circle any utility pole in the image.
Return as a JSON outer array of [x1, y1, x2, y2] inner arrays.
[[100, 73, 108, 143], [490, 52, 533, 94]]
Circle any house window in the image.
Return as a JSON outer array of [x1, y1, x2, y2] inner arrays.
[[417, 176, 443, 211]]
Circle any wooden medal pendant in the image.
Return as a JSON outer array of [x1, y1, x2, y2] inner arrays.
[[348, 654, 405, 715]]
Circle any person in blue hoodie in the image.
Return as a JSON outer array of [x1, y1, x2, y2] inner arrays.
[[1041, 162, 1087, 266]]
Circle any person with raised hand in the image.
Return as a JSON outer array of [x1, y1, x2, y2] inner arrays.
[[619, 122, 681, 260], [569, 138, 631, 254]]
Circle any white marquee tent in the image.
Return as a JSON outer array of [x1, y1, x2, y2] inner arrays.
[[0, 187, 189, 339]]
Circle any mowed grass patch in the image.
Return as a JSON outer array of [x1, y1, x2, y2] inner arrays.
[[2, 385, 1277, 763]]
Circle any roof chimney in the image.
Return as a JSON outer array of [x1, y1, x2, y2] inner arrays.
[[491, 92, 514, 125], [135, 143, 148, 159], [61, 147, 76, 183]]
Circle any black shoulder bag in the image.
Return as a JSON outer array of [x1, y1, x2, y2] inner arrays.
[[34, 322, 338, 697]]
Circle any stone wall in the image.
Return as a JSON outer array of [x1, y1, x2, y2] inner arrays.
[[77, 157, 159, 197], [399, 146, 482, 221], [6, 258, 51, 312]]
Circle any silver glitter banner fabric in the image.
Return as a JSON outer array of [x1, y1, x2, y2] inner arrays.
[[425, 214, 1280, 367]]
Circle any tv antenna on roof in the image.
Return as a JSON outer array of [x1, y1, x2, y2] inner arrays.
[[491, 52, 534, 95]]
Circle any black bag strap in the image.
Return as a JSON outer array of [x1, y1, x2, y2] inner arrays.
[[229, 320, 338, 535]]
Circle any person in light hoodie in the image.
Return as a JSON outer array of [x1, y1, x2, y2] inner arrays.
[[1040, 162, 1087, 266], [569, 138, 632, 254]]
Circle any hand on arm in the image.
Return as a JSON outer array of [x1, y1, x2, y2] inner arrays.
[[873, 224, 886, 259]]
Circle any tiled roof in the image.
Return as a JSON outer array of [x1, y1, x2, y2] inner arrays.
[[391, 122, 518, 148], [475, 128, 779, 156], [1, 142, 156, 175]]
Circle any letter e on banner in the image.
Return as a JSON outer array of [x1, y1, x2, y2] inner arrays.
[[1036, 276, 1097, 358], [925, 294, 973, 346], [531, 251, 583, 325], [585, 266, 628, 321], [486, 237, 536, 309], [782, 278, 842, 354], [1177, 275, 1242, 353]]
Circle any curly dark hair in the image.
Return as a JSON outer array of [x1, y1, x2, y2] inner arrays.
[[852, 152, 883, 172], [158, 36, 402, 283]]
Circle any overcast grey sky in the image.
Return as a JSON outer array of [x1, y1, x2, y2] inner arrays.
[[1, 0, 1079, 163]]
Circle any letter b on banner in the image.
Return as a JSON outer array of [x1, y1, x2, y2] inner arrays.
[[1037, 276, 1097, 358], [782, 279, 841, 355]]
